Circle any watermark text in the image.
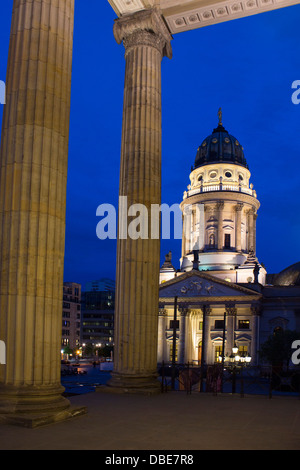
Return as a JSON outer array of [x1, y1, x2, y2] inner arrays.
[[96, 197, 200, 242], [291, 80, 300, 105], [0, 340, 6, 365], [291, 340, 300, 365], [0, 80, 5, 105]]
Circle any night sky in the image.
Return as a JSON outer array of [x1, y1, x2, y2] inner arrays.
[[0, 1, 300, 289]]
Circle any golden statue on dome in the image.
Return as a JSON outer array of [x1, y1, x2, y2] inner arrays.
[[218, 107, 223, 125]]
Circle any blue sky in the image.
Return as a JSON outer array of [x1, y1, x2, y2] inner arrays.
[[0, 1, 300, 288]]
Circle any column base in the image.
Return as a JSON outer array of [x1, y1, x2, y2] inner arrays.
[[97, 371, 161, 396], [0, 383, 87, 428], [0, 406, 87, 429]]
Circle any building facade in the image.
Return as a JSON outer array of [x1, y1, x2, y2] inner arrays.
[[62, 282, 82, 350], [158, 114, 300, 367], [81, 281, 115, 348]]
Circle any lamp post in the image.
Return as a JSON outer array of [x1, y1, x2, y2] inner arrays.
[[230, 344, 239, 393], [222, 346, 251, 395]]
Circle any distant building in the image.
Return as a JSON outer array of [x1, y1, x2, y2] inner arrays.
[[81, 280, 115, 348], [85, 278, 115, 292], [62, 282, 81, 350]]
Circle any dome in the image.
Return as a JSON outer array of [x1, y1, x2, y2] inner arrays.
[[194, 122, 248, 170], [273, 262, 300, 286]]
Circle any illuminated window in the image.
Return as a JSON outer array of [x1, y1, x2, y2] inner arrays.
[[238, 320, 250, 329], [238, 345, 248, 356], [215, 345, 223, 362]]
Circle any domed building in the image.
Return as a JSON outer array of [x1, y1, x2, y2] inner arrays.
[[180, 112, 266, 284], [273, 262, 300, 287], [158, 111, 300, 368]]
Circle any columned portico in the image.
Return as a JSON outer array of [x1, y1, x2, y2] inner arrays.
[[0, 0, 297, 422], [104, 9, 172, 393], [158, 271, 262, 366], [0, 0, 86, 426]]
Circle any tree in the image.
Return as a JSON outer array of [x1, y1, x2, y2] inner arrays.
[[98, 345, 113, 358], [84, 343, 95, 357], [63, 345, 73, 357], [259, 329, 300, 369]]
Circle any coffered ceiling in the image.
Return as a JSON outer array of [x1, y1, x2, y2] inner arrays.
[[107, 0, 300, 34]]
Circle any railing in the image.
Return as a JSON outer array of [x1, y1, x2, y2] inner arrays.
[[184, 184, 256, 199], [158, 362, 300, 398]]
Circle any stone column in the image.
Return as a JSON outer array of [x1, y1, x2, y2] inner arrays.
[[178, 306, 188, 364], [181, 213, 186, 258], [198, 203, 205, 251], [253, 213, 257, 255], [235, 204, 243, 252], [200, 304, 211, 366], [225, 303, 237, 356], [251, 304, 261, 365], [0, 0, 86, 426], [183, 203, 192, 254], [105, 9, 172, 393], [248, 208, 255, 252], [217, 202, 224, 250], [157, 307, 167, 363]]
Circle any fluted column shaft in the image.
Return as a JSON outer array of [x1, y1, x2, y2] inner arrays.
[[225, 305, 237, 355], [178, 309, 187, 363], [251, 305, 261, 365], [0, 0, 74, 414], [235, 204, 243, 252], [107, 10, 172, 392], [248, 208, 255, 252], [217, 202, 224, 250], [253, 213, 257, 255], [157, 309, 166, 363]]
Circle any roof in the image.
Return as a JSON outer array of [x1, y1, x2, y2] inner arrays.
[[273, 262, 300, 286], [194, 123, 248, 170]]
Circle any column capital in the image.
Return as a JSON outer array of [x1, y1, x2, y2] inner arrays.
[[200, 304, 212, 315], [225, 302, 237, 315], [178, 303, 190, 315], [113, 9, 172, 59], [235, 203, 244, 212], [247, 207, 255, 215], [251, 303, 262, 316], [158, 307, 167, 316]]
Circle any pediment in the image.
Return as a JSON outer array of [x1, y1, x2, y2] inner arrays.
[[159, 270, 260, 299]]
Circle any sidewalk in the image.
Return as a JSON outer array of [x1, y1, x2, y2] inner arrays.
[[0, 390, 299, 450]]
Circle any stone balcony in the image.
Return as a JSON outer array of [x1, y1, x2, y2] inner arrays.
[[183, 183, 257, 200]]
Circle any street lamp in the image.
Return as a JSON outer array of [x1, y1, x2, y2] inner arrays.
[[245, 355, 251, 364], [227, 347, 252, 394]]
